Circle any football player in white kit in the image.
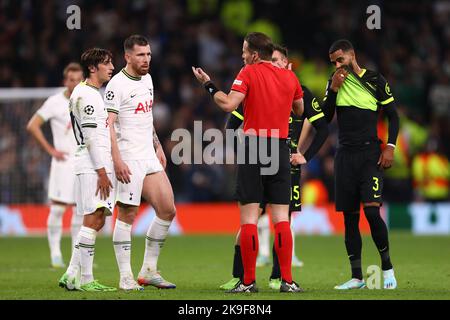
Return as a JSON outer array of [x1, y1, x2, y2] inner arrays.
[[59, 48, 116, 292], [105, 35, 176, 290], [27, 63, 83, 268]]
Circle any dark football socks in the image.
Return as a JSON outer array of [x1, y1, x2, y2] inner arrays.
[[232, 244, 244, 279], [343, 212, 363, 280], [364, 206, 393, 270]]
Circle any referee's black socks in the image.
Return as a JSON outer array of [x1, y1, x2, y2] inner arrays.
[[343, 212, 363, 280], [364, 206, 393, 271]]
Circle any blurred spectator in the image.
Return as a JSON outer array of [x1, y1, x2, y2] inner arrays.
[[412, 138, 449, 202]]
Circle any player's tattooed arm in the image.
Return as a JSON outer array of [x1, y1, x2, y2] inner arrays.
[[153, 127, 161, 149], [153, 127, 167, 169]]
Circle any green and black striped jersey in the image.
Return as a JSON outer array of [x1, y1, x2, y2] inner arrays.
[[323, 68, 397, 147]]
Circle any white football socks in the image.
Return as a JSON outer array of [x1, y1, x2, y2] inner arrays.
[[113, 219, 133, 278], [78, 226, 97, 285], [66, 232, 81, 275], [258, 214, 270, 258], [47, 204, 65, 259], [70, 211, 83, 250], [140, 216, 171, 274], [291, 214, 297, 257]]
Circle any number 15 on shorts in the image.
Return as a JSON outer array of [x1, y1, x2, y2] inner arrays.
[[291, 185, 300, 201]]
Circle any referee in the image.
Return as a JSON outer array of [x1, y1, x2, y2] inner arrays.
[[220, 45, 329, 291], [193, 32, 303, 293], [323, 39, 399, 290]]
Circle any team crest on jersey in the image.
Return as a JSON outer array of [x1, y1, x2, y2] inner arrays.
[[84, 105, 95, 115], [105, 90, 114, 101], [385, 83, 392, 96], [312, 98, 322, 112]]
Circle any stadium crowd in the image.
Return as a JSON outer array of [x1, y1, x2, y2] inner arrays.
[[0, 0, 448, 203]]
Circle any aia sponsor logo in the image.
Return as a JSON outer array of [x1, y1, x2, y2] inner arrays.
[[134, 99, 153, 114]]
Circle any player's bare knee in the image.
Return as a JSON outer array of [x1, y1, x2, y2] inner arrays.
[[157, 205, 176, 221], [118, 203, 138, 224], [271, 215, 289, 225]]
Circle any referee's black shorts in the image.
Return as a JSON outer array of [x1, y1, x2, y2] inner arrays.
[[334, 144, 383, 212], [236, 135, 291, 205], [259, 164, 301, 215]]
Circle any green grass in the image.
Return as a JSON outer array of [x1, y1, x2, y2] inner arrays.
[[1, 232, 450, 300]]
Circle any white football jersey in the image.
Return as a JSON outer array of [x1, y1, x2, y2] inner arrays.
[[104, 69, 156, 161], [69, 81, 112, 174], [36, 91, 77, 156]]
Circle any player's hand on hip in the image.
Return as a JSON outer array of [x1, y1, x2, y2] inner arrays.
[[378, 145, 395, 169], [156, 144, 167, 169], [191, 66, 210, 84], [290, 152, 307, 165], [330, 68, 348, 92], [51, 148, 68, 161], [114, 159, 132, 184], [95, 168, 113, 200]]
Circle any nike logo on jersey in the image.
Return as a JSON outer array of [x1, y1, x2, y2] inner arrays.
[[131, 94, 137, 98], [374, 194, 381, 198], [294, 203, 301, 207]]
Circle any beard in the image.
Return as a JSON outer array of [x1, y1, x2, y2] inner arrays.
[[131, 63, 149, 75], [341, 63, 353, 73], [138, 66, 149, 75]]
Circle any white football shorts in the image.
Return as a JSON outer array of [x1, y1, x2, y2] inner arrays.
[[75, 172, 115, 216], [115, 158, 163, 206], [48, 158, 76, 204]]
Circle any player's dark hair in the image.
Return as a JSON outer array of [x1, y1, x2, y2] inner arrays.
[[244, 32, 274, 61], [63, 62, 82, 79], [124, 34, 149, 52], [273, 44, 288, 58], [329, 39, 354, 54], [80, 48, 113, 78]]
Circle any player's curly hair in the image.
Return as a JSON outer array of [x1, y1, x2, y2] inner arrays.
[[244, 32, 274, 61], [80, 48, 113, 78]]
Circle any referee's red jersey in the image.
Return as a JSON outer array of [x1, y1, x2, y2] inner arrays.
[[231, 61, 303, 138]]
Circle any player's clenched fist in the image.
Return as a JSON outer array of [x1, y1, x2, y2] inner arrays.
[[330, 67, 348, 92]]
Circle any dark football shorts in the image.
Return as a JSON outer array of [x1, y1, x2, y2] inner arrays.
[[334, 145, 383, 212], [236, 135, 291, 205], [258, 165, 301, 215]]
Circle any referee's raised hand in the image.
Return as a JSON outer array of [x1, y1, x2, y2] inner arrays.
[[192, 66, 211, 84]]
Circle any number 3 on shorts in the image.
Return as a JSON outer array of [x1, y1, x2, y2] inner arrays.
[[372, 177, 379, 191]]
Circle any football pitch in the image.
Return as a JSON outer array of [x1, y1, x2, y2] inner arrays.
[[1, 232, 450, 300]]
